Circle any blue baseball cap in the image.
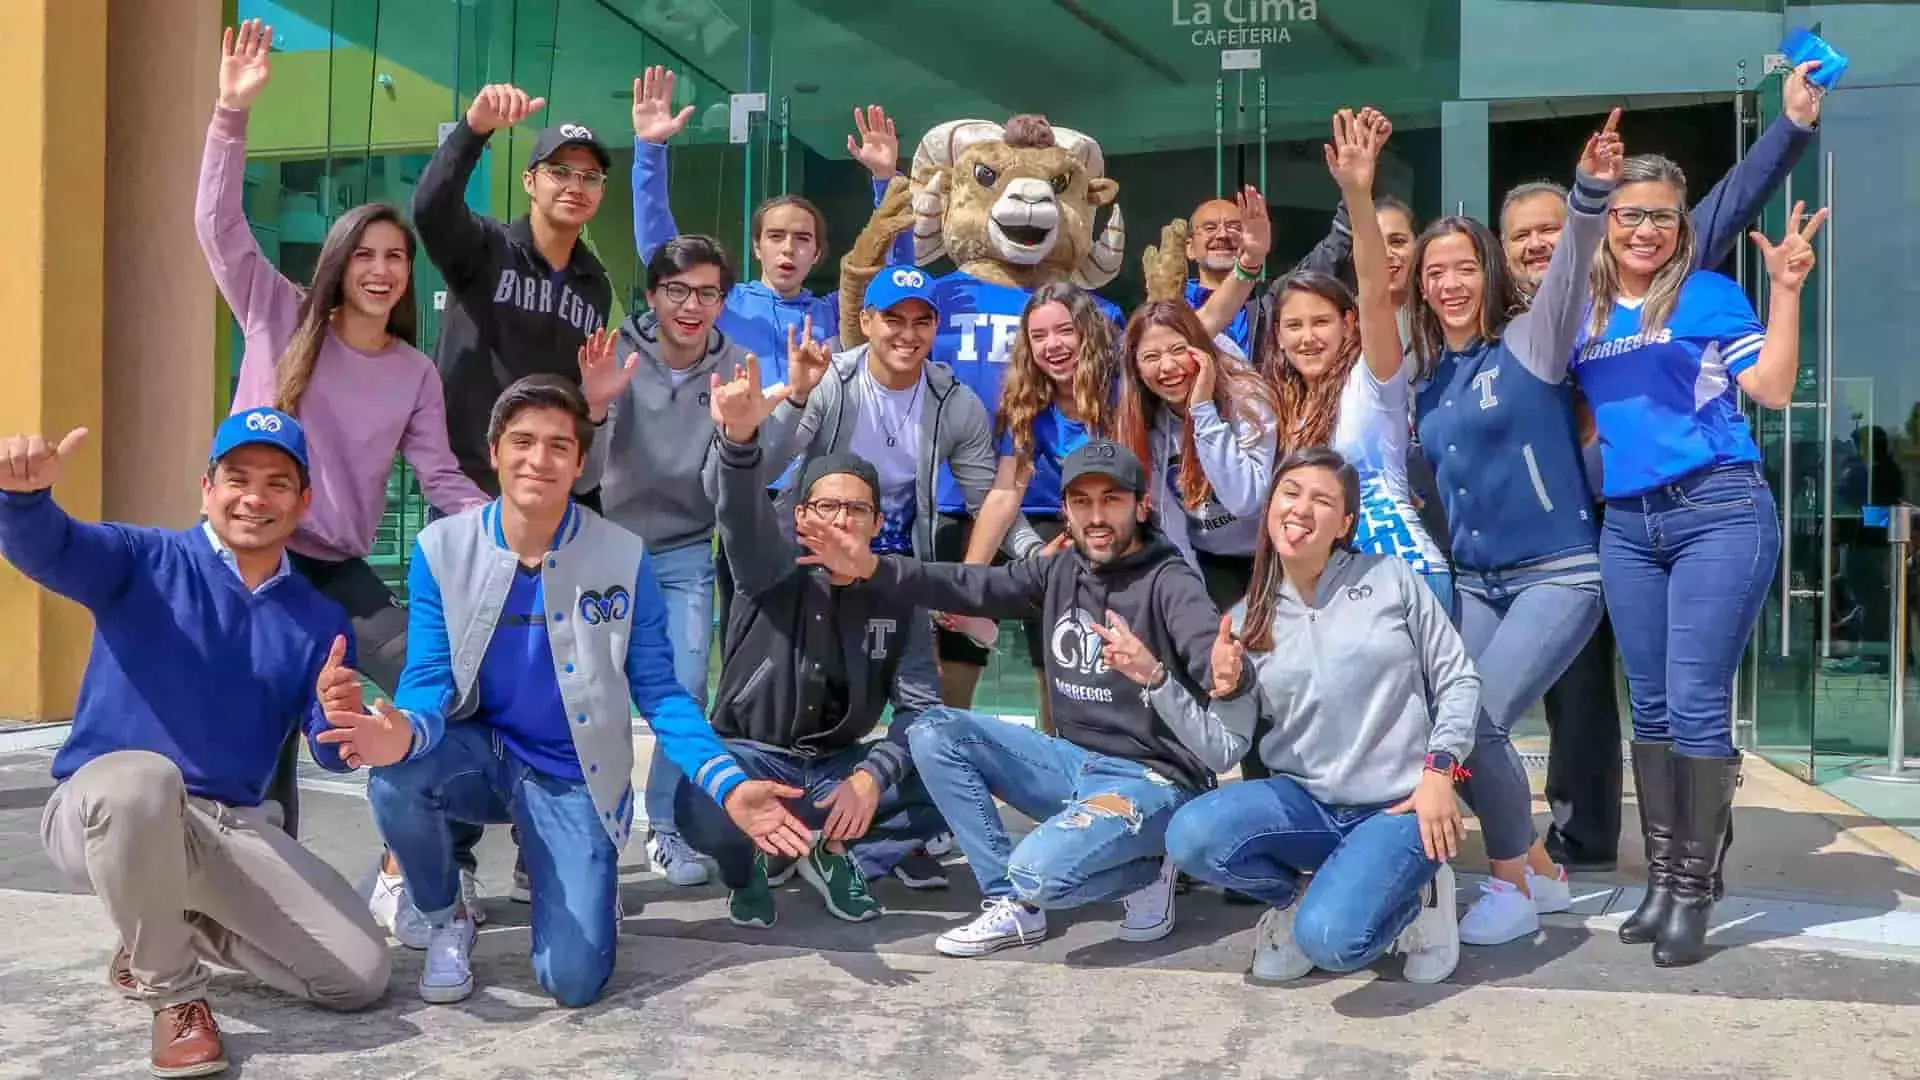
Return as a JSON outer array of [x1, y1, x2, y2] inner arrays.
[[210, 407, 310, 478], [863, 265, 939, 315]]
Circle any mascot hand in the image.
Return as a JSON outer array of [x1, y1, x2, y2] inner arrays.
[[839, 174, 920, 348], [1142, 218, 1191, 303]]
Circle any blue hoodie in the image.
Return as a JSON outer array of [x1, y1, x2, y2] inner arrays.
[[631, 139, 913, 383]]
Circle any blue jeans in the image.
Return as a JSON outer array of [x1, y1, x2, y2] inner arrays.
[[1601, 463, 1779, 758], [906, 706, 1192, 908], [642, 537, 717, 839], [852, 612, 944, 878], [1165, 776, 1438, 972], [1454, 567, 1604, 860], [674, 739, 946, 889], [368, 724, 618, 1007]]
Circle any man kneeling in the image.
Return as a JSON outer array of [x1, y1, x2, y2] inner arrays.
[[679, 359, 948, 928], [1, 411, 388, 1077], [327, 375, 807, 1007]]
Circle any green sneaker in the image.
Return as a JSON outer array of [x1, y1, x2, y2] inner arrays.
[[728, 854, 777, 929], [797, 841, 882, 922]]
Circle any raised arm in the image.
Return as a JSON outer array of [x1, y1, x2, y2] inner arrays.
[[708, 350, 809, 597], [1291, 199, 1354, 278], [1329, 108, 1405, 383], [963, 455, 1035, 563], [1692, 63, 1823, 271], [1505, 110, 1622, 383], [413, 84, 546, 294], [401, 366, 490, 515], [0, 431, 139, 611], [1737, 202, 1828, 409], [630, 66, 695, 264], [847, 104, 915, 268]]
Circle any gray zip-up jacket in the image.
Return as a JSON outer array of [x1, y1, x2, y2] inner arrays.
[[1148, 398, 1278, 564], [743, 347, 1044, 559], [1160, 548, 1478, 807], [577, 311, 752, 552]]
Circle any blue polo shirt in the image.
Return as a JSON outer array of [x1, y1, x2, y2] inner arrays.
[[1572, 271, 1766, 498]]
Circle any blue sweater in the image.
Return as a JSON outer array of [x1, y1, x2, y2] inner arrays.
[[0, 490, 354, 806]]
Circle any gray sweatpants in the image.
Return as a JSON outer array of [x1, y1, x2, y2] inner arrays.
[[40, 750, 390, 1011]]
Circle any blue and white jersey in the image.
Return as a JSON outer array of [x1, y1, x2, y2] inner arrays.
[[1329, 361, 1445, 575], [930, 270, 1121, 514], [1572, 270, 1765, 498]]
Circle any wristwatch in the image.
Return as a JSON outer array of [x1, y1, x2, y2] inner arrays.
[[1424, 751, 1461, 779]]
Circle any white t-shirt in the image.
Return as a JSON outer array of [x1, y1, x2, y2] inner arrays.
[[846, 366, 926, 554], [1330, 359, 1445, 574], [666, 365, 700, 388]]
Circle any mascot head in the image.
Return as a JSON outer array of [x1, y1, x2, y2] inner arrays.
[[909, 114, 1125, 289]]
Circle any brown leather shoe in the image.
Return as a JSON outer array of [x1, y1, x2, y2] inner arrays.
[[150, 999, 227, 1078], [109, 946, 139, 999]]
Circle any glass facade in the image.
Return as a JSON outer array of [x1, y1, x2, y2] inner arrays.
[[227, 0, 1920, 753]]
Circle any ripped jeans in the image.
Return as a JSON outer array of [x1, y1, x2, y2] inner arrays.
[[907, 707, 1192, 908]]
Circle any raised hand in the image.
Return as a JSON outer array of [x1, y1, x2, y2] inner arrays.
[[1783, 60, 1826, 129], [1209, 614, 1244, 699], [708, 354, 791, 444], [815, 769, 881, 843], [1234, 186, 1272, 268], [723, 780, 814, 858], [848, 105, 900, 181], [1752, 200, 1828, 293], [466, 84, 547, 136], [785, 315, 832, 406], [315, 699, 415, 770], [1185, 344, 1218, 408], [795, 513, 881, 581], [632, 65, 694, 144], [1089, 609, 1163, 687], [577, 327, 637, 422], [1322, 107, 1385, 195], [1578, 108, 1624, 185], [0, 429, 87, 494], [218, 19, 273, 111], [315, 635, 365, 717]]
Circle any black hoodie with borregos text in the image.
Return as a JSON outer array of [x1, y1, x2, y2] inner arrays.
[[867, 527, 1247, 790]]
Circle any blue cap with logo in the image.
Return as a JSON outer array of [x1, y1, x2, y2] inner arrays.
[[863, 265, 939, 315], [210, 407, 310, 478]]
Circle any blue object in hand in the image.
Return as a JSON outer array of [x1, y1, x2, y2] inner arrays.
[[1782, 28, 1849, 91]]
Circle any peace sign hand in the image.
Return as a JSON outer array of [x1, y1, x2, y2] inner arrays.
[[785, 315, 832, 406], [848, 105, 900, 181], [218, 19, 273, 111], [466, 84, 547, 136], [578, 327, 637, 422], [1578, 108, 1625, 185], [1752, 200, 1828, 293], [0, 429, 88, 494], [1209, 614, 1245, 699], [709, 354, 791, 444], [315, 635, 365, 718], [315, 699, 415, 770], [632, 66, 695, 144], [1089, 609, 1164, 687]]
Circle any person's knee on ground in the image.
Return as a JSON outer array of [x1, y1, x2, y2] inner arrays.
[[534, 940, 615, 1009], [304, 920, 393, 1012]]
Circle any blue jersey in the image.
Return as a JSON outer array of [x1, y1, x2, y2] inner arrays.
[[1572, 271, 1765, 498], [932, 270, 1121, 513], [995, 404, 1090, 517], [1185, 278, 1252, 355]]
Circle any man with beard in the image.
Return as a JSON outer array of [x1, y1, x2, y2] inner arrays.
[[797, 440, 1253, 956], [1182, 194, 1353, 356]]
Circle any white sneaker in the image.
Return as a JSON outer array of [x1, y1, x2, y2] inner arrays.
[[1396, 863, 1460, 984], [367, 868, 433, 950], [460, 869, 488, 926], [648, 831, 712, 887], [935, 897, 1048, 958], [419, 917, 477, 1004], [1250, 905, 1315, 983], [1117, 856, 1178, 942], [925, 832, 956, 858], [1458, 875, 1540, 946], [1527, 866, 1573, 915]]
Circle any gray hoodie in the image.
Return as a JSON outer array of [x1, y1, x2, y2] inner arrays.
[[1159, 548, 1479, 807], [578, 311, 752, 552]]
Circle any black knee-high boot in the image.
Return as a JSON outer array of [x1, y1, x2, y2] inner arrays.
[[1618, 742, 1676, 944], [1652, 754, 1741, 967]]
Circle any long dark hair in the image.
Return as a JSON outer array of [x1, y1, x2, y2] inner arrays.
[[1117, 300, 1275, 510], [1404, 215, 1523, 379], [274, 203, 418, 415], [997, 282, 1117, 464], [1260, 270, 1361, 452], [1240, 446, 1362, 652]]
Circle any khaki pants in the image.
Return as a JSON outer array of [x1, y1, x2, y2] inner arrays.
[[40, 750, 390, 1011]]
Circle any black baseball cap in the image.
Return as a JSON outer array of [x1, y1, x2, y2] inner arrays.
[[1060, 440, 1146, 496], [800, 453, 881, 505], [528, 122, 611, 170]]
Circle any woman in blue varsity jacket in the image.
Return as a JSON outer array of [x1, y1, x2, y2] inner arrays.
[[1572, 155, 1825, 968], [1404, 111, 1623, 949]]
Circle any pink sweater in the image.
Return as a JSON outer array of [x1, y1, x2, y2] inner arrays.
[[196, 106, 487, 562]]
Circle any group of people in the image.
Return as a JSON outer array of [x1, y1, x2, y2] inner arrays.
[[0, 18, 1835, 1079]]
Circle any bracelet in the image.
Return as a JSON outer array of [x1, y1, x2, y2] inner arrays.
[[1232, 260, 1262, 282], [1146, 662, 1169, 689]]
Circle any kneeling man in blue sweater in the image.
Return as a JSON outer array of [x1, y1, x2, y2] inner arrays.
[[322, 374, 810, 1009], [0, 409, 390, 1079]]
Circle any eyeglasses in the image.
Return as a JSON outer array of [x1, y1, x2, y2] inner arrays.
[[1608, 206, 1682, 230], [800, 498, 876, 523], [657, 282, 727, 308], [538, 163, 608, 191], [1194, 220, 1245, 237]]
